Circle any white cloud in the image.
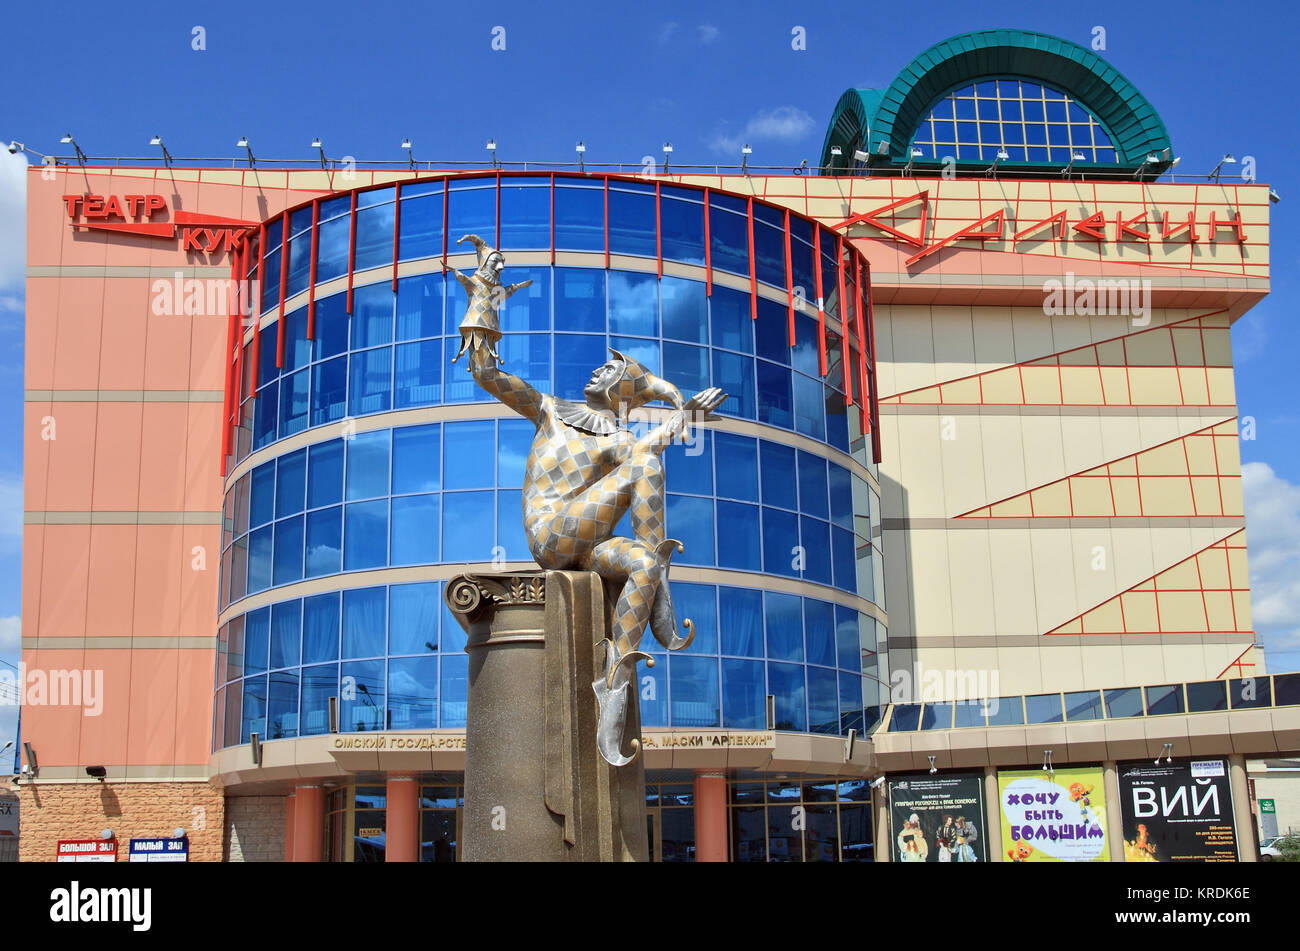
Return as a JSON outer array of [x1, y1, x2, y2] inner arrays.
[[0, 479, 18, 541], [0, 617, 16, 653], [697, 25, 720, 44], [657, 22, 679, 44], [1242, 462, 1300, 655], [0, 151, 27, 293], [709, 106, 816, 156]]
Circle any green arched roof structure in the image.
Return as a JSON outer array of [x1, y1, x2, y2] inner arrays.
[[820, 29, 1173, 176]]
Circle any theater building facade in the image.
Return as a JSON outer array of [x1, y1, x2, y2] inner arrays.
[[18, 30, 1295, 863]]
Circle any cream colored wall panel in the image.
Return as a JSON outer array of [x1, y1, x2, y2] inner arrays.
[[1020, 415, 1068, 492], [1011, 307, 1057, 364], [1107, 527, 1158, 603], [970, 310, 1018, 371], [1071, 477, 1114, 516], [886, 307, 940, 395], [1159, 591, 1210, 632], [1098, 414, 1144, 468], [891, 416, 949, 517], [1038, 642, 1086, 693], [1159, 645, 1216, 685], [930, 306, 977, 386], [939, 420, 990, 516], [877, 420, 906, 514], [1059, 413, 1105, 476], [908, 648, 957, 701], [945, 531, 997, 637], [905, 531, 956, 638], [996, 645, 1043, 696], [1060, 367, 1106, 404], [1080, 644, 1125, 693], [882, 528, 913, 640], [1048, 312, 1098, 355], [1030, 528, 1082, 633], [978, 414, 1030, 506], [1120, 643, 1168, 686], [1069, 525, 1121, 620], [986, 531, 1040, 636], [980, 367, 1024, 403], [873, 309, 899, 397], [1146, 524, 1196, 583], [1135, 413, 1189, 458]]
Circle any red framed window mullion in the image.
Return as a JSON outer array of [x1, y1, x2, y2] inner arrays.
[[441, 182, 449, 269], [783, 208, 795, 347], [655, 180, 663, 279], [220, 241, 239, 474], [250, 223, 265, 391], [346, 191, 358, 314], [603, 175, 610, 269], [863, 259, 881, 463], [549, 172, 556, 265], [307, 200, 319, 340], [703, 187, 712, 297], [392, 182, 402, 292], [233, 234, 248, 409], [494, 169, 501, 246], [746, 197, 757, 321], [841, 254, 854, 407], [813, 225, 826, 376], [855, 257, 870, 438], [835, 235, 848, 383], [276, 210, 289, 369]]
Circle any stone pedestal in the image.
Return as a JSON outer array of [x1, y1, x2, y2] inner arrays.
[[445, 570, 648, 862]]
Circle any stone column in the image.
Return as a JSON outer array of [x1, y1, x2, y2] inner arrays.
[[694, 771, 728, 862], [1102, 761, 1125, 862], [983, 766, 1002, 862], [874, 781, 890, 862], [1228, 754, 1257, 862], [284, 792, 296, 862], [291, 785, 324, 862], [385, 774, 420, 862]]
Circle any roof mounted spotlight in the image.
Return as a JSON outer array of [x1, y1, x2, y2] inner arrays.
[[1210, 153, 1236, 183], [1062, 151, 1086, 178], [150, 135, 174, 168], [986, 148, 1009, 179], [875, 140, 889, 156], [310, 138, 326, 169], [575, 141, 586, 172], [827, 144, 841, 176], [927, 755, 938, 775], [1269, 187, 1281, 204], [22, 741, 37, 777], [1133, 152, 1160, 180], [7, 141, 21, 155], [903, 146, 923, 178], [662, 141, 673, 174], [401, 137, 415, 170], [60, 133, 88, 167], [869, 775, 886, 790], [485, 138, 497, 168], [853, 149, 870, 164], [236, 136, 255, 169], [741, 144, 752, 175], [1156, 742, 1173, 765]]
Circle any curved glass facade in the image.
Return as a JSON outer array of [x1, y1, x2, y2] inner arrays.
[[215, 173, 886, 752]]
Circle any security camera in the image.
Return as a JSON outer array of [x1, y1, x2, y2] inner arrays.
[[6, 142, 18, 155], [869, 775, 887, 790]]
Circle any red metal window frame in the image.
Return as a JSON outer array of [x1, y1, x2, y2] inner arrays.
[[549, 172, 556, 265], [307, 200, 320, 340], [392, 182, 402, 292], [249, 224, 265, 388], [835, 234, 847, 383], [346, 191, 358, 314], [603, 176, 610, 269], [863, 259, 881, 463], [441, 184, 449, 268], [655, 181, 663, 279], [855, 258, 870, 438], [814, 226, 826, 376], [220, 242, 239, 473], [841, 256, 854, 407], [703, 187, 712, 297], [276, 210, 289, 368], [746, 197, 757, 321], [783, 208, 795, 347]]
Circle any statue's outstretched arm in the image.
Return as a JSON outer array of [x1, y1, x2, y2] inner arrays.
[[633, 387, 727, 456], [468, 344, 545, 423]]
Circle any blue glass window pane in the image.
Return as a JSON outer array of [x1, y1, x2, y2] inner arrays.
[[719, 587, 763, 657], [807, 666, 839, 735], [1104, 687, 1144, 718], [711, 351, 754, 419], [391, 494, 440, 565], [985, 697, 1025, 726], [441, 653, 469, 728], [267, 671, 299, 739], [670, 656, 719, 727], [388, 656, 438, 730], [497, 333, 550, 394], [710, 286, 753, 354], [639, 652, 668, 727], [284, 307, 311, 372], [354, 203, 395, 271], [826, 390, 850, 454], [244, 607, 270, 676], [797, 452, 829, 518], [709, 205, 749, 276], [444, 420, 495, 489], [270, 600, 301, 669], [344, 500, 389, 570], [759, 441, 797, 509], [340, 659, 384, 732], [667, 495, 714, 566], [349, 346, 393, 416], [310, 356, 347, 426], [300, 664, 338, 736], [351, 284, 394, 349], [342, 587, 386, 659], [253, 381, 278, 449], [396, 273, 444, 341], [241, 675, 267, 745], [662, 343, 708, 399], [756, 362, 793, 429], [608, 188, 656, 257], [392, 424, 440, 494], [789, 237, 815, 299], [247, 525, 272, 593], [661, 276, 707, 343], [764, 592, 803, 661], [608, 336, 658, 375], [278, 369, 309, 438], [827, 465, 853, 530], [312, 294, 348, 361], [499, 182, 551, 250], [346, 430, 390, 501], [498, 267, 550, 333], [443, 490, 494, 562], [804, 599, 836, 668], [672, 583, 717, 654], [307, 440, 344, 508], [553, 185, 604, 251], [554, 268, 605, 333], [448, 184, 496, 247], [394, 340, 442, 408], [496, 490, 529, 560], [953, 700, 985, 728], [608, 271, 658, 337], [444, 335, 477, 403], [752, 221, 786, 289], [665, 432, 712, 495], [497, 419, 533, 489], [834, 605, 859, 670], [714, 433, 757, 502], [302, 592, 340, 664], [1064, 691, 1103, 721], [762, 507, 799, 578], [1230, 677, 1271, 709], [398, 189, 443, 261], [272, 515, 304, 585], [660, 196, 705, 265], [791, 313, 820, 377], [754, 298, 790, 365], [316, 216, 350, 283], [768, 663, 806, 731], [358, 186, 396, 210], [261, 248, 281, 313], [832, 526, 856, 593], [302, 509, 340, 576], [250, 463, 276, 528], [554, 334, 611, 401], [390, 582, 441, 655], [1185, 681, 1228, 712], [715, 501, 760, 572], [839, 671, 864, 734], [286, 219, 312, 297], [1026, 693, 1064, 724], [722, 658, 765, 728]]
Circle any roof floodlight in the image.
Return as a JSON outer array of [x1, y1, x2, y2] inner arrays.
[[1210, 153, 1236, 182]]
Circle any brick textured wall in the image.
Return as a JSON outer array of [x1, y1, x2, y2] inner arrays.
[[224, 796, 285, 862], [17, 782, 226, 862]]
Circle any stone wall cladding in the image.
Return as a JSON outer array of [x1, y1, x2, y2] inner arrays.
[[17, 781, 226, 862], [224, 796, 286, 862]]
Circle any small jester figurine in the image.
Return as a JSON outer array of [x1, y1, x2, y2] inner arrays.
[[449, 234, 533, 366]]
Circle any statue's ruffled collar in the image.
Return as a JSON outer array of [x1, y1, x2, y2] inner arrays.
[[553, 398, 619, 436]]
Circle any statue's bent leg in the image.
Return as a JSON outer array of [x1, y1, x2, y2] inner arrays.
[[587, 537, 662, 658]]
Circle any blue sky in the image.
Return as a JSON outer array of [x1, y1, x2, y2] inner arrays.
[[0, 0, 1296, 742]]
